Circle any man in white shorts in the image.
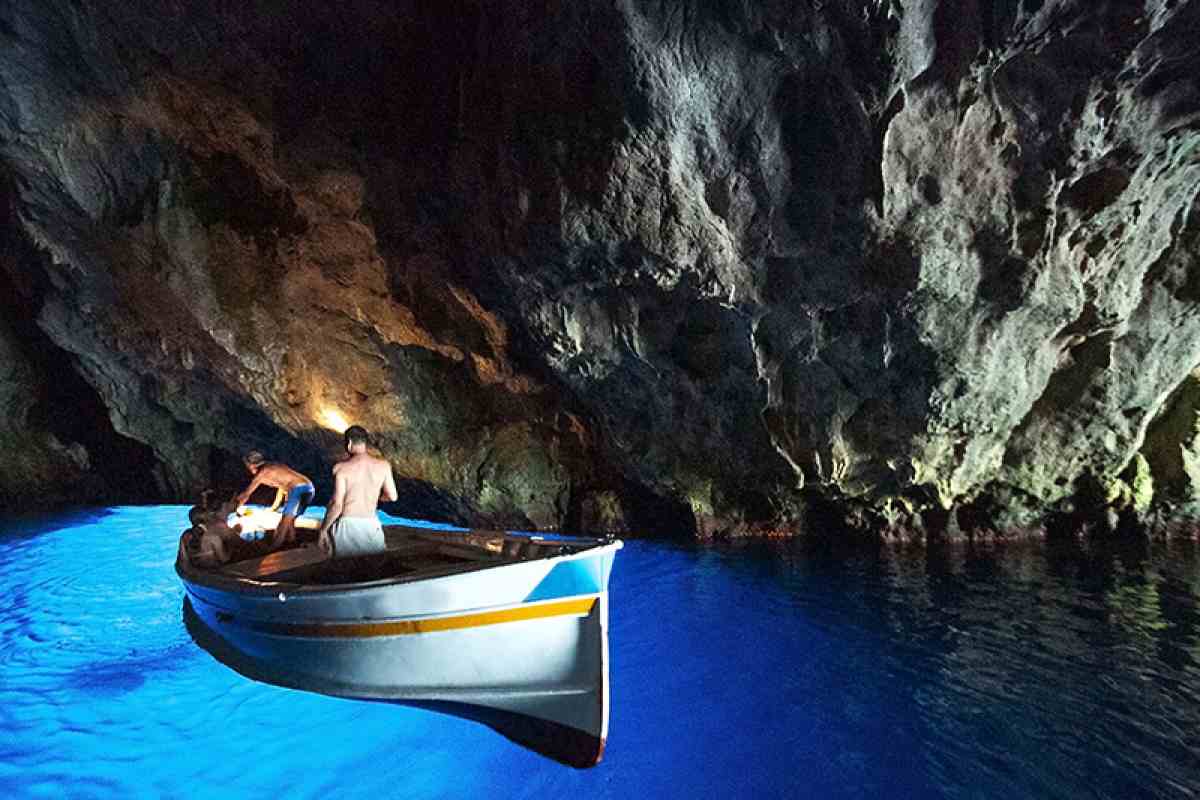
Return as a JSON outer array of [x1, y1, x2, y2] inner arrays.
[[317, 425, 399, 559]]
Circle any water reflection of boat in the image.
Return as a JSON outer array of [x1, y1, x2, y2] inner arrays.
[[176, 517, 622, 767]]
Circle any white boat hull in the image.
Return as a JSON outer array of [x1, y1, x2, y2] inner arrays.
[[179, 534, 620, 767]]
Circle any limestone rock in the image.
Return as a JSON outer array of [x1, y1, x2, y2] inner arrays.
[[1143, 371, 1200, 500], [1, 1, 1198, 536]]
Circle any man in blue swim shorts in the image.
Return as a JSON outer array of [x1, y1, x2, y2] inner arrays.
[[235, 451, 315, 549]]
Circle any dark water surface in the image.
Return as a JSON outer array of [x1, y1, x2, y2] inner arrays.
[[2, 507, 1199, 799]]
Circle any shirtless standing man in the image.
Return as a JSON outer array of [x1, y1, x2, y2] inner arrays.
[[318, 425, 398, 559], [234, 451, 315, 549]]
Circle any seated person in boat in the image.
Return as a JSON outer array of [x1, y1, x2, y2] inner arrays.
[[317, 425, 398, 559], [235, 450, 315, 550], [186, 497, 261, 566]]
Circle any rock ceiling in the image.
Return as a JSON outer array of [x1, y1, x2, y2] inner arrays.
[[1, 1, 1198, 538]]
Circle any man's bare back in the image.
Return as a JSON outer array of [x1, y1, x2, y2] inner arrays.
[[317, 426, 398, 557], [239, 463, 311, 497], [332, 453, 398, 518]]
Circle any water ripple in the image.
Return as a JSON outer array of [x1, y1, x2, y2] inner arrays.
[[3, 512, 1200, 798]]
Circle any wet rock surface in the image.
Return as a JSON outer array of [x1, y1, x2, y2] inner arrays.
[[1, 1, 1198, 539]]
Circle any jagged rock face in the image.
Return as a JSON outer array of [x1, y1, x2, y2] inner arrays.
[[0, 194, 165, 508], [0, 307, 93, 506], [1, 1, 1198, 535]]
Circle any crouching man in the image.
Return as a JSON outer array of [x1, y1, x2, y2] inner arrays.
[[317, 425, 398, 559], [234, 451, 315, 550]]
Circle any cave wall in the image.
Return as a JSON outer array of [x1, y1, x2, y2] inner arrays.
[[444, 0, 1200, 532], [0, 0, 596, 527], [0, 296, 97, 508], [1, 0, 1198, 536], [0, 187, 165, 508]]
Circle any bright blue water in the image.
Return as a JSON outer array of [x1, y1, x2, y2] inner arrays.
[[2, 507, 1200, 799]]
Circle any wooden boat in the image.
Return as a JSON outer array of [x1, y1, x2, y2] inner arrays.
[[176, 510, 622, 767]]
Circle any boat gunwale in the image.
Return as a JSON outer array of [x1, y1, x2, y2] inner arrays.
[[176, 532, 623, 598]]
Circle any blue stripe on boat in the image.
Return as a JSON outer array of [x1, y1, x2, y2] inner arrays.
[[525, 556, 605, 602]]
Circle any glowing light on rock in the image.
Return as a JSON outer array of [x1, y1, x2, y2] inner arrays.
[[318, 406, 350, 433]]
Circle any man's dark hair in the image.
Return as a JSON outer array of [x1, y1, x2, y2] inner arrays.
[[344, 425, 370, 447]]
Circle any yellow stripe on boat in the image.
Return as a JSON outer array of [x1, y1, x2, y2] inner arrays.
[[232, 596, 599, 638]]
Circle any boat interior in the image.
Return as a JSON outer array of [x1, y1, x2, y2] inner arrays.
[[181, 523, 606, 587]]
